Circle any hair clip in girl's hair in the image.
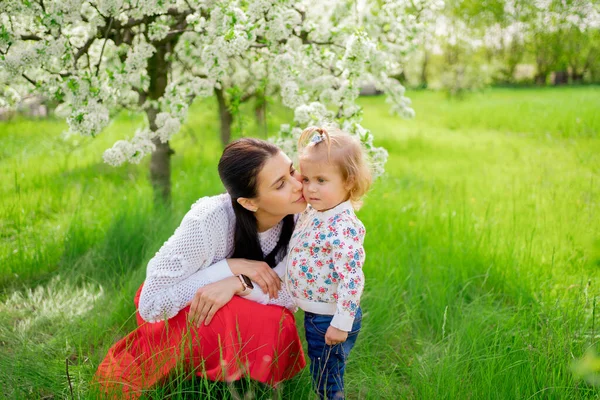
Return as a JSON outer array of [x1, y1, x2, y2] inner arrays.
[[311, 133, 324, 144]]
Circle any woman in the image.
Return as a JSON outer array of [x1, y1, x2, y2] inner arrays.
[[95, 138, 307, 398]]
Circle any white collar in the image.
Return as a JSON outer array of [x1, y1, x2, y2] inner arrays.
[[312, 200, 354, 219]]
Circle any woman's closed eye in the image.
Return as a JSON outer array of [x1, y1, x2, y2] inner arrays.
[[277, 169, 299, 189]]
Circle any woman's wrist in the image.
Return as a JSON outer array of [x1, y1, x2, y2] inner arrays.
[[226, 258, 242, 275], [229, 275, 247, 295]]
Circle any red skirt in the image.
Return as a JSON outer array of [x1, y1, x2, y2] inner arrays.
[[94, 285, 306, 399]]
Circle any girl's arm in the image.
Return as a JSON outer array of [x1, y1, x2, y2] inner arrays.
[[330, 218, 366, 332], [239, 256, 297, 311]]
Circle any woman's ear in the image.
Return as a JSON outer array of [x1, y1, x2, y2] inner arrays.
[[237, 197, 259, 212]]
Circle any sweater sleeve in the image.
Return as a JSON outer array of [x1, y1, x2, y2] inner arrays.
[[138, 200, 234, 322], [239, 256, 297, 311], [330, 218, 366, 332]]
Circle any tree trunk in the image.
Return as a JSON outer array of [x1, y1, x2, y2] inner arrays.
[[255, 94, 267, 138], [571, 67, 584, 83], [420, 50, 429, 89], [146, 41, 174, 203], [534, 73, 547, 85], [535, 49, 550, 86], [553, 70, 568, 85], [535, 60, 549, 85], [503, 43, 522, 84], [146, 105, 174, 204], [572, 73, 584, 83], [216, 88, 233, 145], [150, 138, 174, 202]]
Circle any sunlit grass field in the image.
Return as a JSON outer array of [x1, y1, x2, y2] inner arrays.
[[1, 87, 599, 398]]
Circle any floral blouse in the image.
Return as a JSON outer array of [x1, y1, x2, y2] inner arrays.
[[285, 200, 366, 331]]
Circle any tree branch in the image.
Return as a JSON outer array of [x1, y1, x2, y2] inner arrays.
[[120, 17, 146, 30], [293, 5, 306, 23], [166, 29, 197, 38], [20, 34, 43, 41], [89, 3, 108, 20], [22, 73, 38, 87], [240, 91, 255, 103], [306, 39, 345, 49], [292, 32, 345, 49], [166, 8, 192, 17], [336, 104, 344, 119], [41, 66, 71, 78], [183, 0, 196, 12], [173, 51, 196, 75], [0, 43, 10, 55], [74, 37, 95, 63], [96, 17, 114, 76], [311, 58, 342, 77]]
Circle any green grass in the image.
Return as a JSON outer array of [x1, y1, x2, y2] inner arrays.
[[1, 86, 599, 398]]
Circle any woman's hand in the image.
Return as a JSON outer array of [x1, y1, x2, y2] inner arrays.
[[325, 326, 348, 346], [187, 276, 244, 327], [227, 258, 281, 299]]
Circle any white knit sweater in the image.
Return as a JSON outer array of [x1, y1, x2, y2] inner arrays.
[[138, 193, 295, 322]]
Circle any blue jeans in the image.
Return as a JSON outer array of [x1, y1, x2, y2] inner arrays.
[[304, 308, 362, 400]]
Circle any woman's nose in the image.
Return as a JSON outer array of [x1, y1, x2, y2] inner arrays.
[[291, 176, 303, 191]]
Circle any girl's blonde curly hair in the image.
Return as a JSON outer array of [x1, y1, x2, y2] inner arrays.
[[298, 126, 372, 210]]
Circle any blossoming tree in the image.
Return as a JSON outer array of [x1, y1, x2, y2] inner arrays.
[[0, 0, 441, 201]]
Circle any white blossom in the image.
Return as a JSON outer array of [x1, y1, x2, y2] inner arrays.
[[103, 140, 133, 166], [341, 32, 375, 74], [155, 112, 181, 143], [248, 0, 275, 20], [148, 21, 171, 41], [265, 8, 301, 42], [189, 77, 216, 98], [186, 13, 207, 32], [294, 102, 334, 126], [67, 100, 110, 137], [0, 87, 22, 107], [97, 0, 124, 17], [124, 41, 156, 89], [0, 0, 434, 178], [103, 128, 156, 165]]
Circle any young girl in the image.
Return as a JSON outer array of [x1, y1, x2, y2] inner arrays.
[[286, 126, 372, 399], [238, 126, 371, 398]]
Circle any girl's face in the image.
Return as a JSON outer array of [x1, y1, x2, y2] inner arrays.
[[300, 159, 351, 212], [252, 151, 306, 217]]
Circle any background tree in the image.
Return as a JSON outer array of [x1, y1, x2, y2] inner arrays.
[[0, 0, 440, 202], [379, 0, 600, 90], [558, 1, 600, 83]]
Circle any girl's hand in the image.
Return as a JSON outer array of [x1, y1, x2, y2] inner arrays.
[[227, 258, 281, 299], [325, 325, 348, 346], [187, 276, 243, 327]]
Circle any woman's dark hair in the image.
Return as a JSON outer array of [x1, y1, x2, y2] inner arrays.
[[218, 138, 295, 268]]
